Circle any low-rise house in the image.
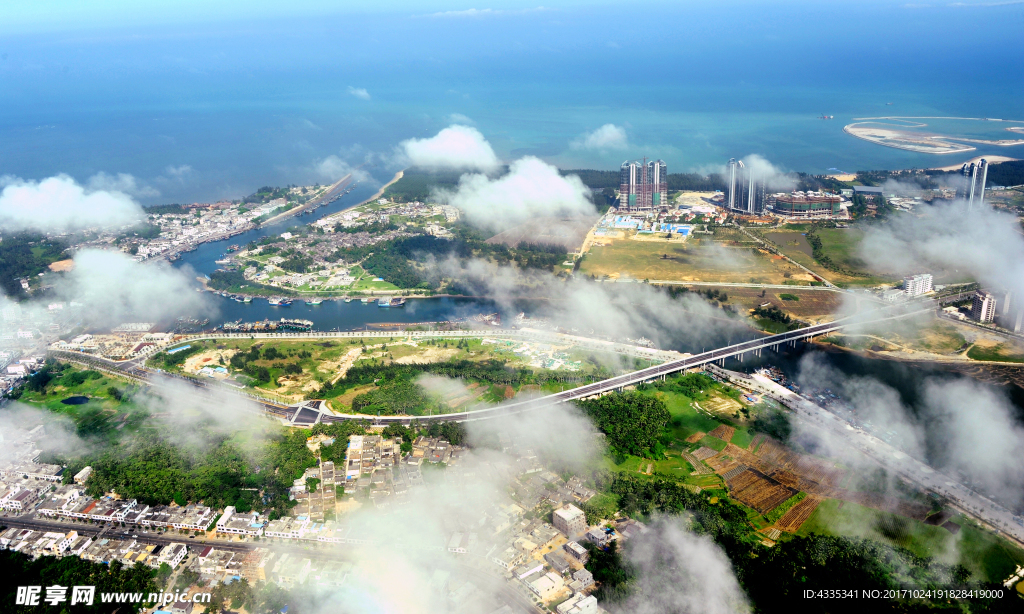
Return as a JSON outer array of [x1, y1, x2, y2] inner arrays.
[[563, 541, 589, 565], [527, 571, 564, 601], [157, 543, 188, 569], [216, 506, 266, 537]]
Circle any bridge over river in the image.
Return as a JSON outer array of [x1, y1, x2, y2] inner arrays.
[[49, 306, 930, 427]]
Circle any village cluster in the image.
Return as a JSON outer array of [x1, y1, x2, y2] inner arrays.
[[1, 420, 653, 613]]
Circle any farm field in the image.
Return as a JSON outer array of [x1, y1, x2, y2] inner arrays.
[[774, 495, 821, 532], [725, 468, 797, 514], [797, 499, 1024, 585], [579, 238, 815, 284]]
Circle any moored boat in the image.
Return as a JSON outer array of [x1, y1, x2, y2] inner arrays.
[[305, 299, 323, 306], [390, 297, 406, 307], [378, 297, 391, 307]]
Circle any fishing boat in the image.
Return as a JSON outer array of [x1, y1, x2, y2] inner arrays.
[[305, 299, 323, 306], [344, 297, 353, 303], [378, 297, 391, 307], [389, 297, 406, 307], [360, 297, 372, 304], [243, 296, 252, 303]]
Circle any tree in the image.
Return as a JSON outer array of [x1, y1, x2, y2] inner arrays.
[[577, 392, 669, 458]]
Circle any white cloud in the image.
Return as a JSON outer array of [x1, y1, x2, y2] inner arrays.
[[0, 174, 144, 232], [164, 164, 194, 180], [59, 249, 212, 327], [435, 156, 595, 232], [570, 123, 629, 151], [398, 124, 501, 172], [858, 199, 1024, 300], [612, 516, 749, 614], [347, 86, 371, 100], [86, 171, 159, 198], [426, 6, 550, 18], [313, 155, 372, 184], [446, 113, 474, 125]]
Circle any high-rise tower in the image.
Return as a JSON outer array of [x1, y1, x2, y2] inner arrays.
[[955, 159, 988, 210], [726, 158, 765, 214], [619, 159, 668, 212]]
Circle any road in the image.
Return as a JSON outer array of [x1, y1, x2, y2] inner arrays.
[[49, 305, 933, 426]]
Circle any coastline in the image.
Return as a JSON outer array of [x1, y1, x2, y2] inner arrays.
[[930, 155, 1019, 172], [325, 169, 404, 221], [260, 173, 352, 226], [842, 123, 975, 155]]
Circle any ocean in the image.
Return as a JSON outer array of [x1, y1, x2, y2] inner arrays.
[[1, 2, 1022, 203]]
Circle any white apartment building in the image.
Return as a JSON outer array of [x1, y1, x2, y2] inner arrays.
[[902, 273, 933, 297]]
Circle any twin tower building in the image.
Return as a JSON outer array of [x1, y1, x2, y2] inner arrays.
[[618, 158, 764, 214]]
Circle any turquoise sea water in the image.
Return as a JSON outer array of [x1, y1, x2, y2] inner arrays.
[[1, 2, 1022, 201]]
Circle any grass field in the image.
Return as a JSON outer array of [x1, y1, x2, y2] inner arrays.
[[797, 498, 1024, 584], [967, 341, 1024, 363], [17, 366, 147, 442], [762, 229, 892, 286], [680, 285, 844, 323], [847, 316, 969, 355], [580, 239, 814, 284]]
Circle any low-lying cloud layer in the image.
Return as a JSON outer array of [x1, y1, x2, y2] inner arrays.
[[398, 124, 501, 173], [57, 249, 212, 327], [314, 155, 374, 184], [611, 516, 749, 614], [0, 174, 145, 232], [794, 352, 1024, 507], [435, 156, 596, 233], [430, 257, 748, 358], [859, 199, 1024, 299], [571, 123, 629, 151]]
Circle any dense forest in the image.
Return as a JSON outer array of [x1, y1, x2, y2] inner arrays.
[[0, 550, 159, 613], [243, 186, 293, 204], [0, 232, 68, 297], [60, 420, 367, 518], [331, 230, 568, 290], [382, 168, 467, 202], [142, 203, 189, 215]]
